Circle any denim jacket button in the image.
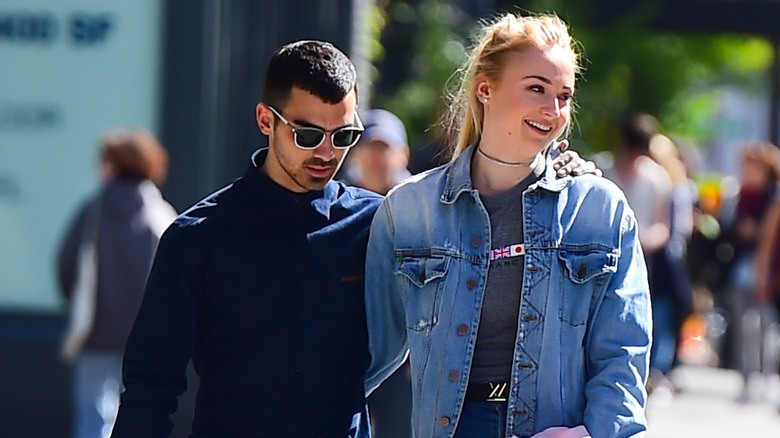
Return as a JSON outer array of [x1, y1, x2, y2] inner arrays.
[[577, 263, 587, 279], [522, 314, 537, 322], [466, 278, 477, 289], [457, 324, 469, 335], [448, 370, 459, 381], [439, 416, 451, 427], [517, 362, 533, 369], [471, 237, 481, 248], [512, 409, 528, 416]]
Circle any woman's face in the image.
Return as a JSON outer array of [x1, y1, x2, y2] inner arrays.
[[480, 45, 575, 153]]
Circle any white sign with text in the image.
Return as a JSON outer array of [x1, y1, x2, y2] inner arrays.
[[0, 1, 163, 310]]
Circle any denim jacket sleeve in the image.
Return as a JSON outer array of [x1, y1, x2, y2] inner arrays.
[[364, 200, 410, 395], [583, 210, 652, 437]]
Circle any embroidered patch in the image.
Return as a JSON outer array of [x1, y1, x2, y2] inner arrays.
[[489, 243, 525, 261]]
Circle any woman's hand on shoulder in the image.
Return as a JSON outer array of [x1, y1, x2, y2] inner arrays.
[[553, 139, 602, 178]]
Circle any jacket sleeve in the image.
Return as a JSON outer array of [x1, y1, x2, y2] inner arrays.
[[111, 222, 202, 438], [364, 200, 409, 395], [56, 201, 92, 300], [583, 209, 652, 438]]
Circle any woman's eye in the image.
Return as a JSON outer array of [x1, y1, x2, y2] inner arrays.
[[529, 85, 544, 93], [559, 93, 572, 102]]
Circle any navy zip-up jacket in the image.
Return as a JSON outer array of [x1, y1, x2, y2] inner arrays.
[[112, 149, 382, 438]]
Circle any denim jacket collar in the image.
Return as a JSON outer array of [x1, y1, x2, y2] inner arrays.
[[441, 141, 572, 204]]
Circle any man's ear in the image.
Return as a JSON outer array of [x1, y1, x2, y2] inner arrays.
[[256, 103, 273, 135]]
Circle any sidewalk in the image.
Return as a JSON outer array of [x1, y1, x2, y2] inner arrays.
[[646, 365, 780, 437]]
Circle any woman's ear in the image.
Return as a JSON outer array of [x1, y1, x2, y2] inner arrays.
[[475, 76, 491, 103]]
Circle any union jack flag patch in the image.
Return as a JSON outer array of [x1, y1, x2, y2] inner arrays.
[[489, 243, 525, 261]]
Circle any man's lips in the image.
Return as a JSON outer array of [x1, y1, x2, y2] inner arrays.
[[304, 163, 334, 177]]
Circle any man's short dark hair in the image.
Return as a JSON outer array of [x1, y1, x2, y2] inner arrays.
[[263, 40, 357, 109], [620, 113, 659, 154]]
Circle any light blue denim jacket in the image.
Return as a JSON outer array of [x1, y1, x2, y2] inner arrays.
[[364, 143, 651, 438]]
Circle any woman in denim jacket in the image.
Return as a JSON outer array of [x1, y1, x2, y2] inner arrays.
[[364, 13, 651, 438]]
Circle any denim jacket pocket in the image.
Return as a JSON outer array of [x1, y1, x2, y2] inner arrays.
[[558, 249, 618, 326], [397, 253, 450, 331]]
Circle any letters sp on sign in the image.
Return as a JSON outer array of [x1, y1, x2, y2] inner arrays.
[[0, 11, 114, 45]]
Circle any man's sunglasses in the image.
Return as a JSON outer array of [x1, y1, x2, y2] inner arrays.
[[267, 105, 364, 150]]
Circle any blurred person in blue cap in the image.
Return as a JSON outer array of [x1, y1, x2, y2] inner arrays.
[[342, 109, 412, 195], [342, 108, 415, 438]]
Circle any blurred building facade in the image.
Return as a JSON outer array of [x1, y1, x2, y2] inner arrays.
[[0, 1, 364, 436]]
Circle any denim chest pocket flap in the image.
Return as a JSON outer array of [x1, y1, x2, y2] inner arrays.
[[396, 254, 450, 331], [557, 249, 618, 326], [559, 249, 617, 283]]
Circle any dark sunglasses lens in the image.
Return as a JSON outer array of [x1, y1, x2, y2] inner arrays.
[[332, 129, 362, 148], [295, 128, 325, 149]]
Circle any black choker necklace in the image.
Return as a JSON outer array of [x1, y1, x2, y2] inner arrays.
[[477, 147, 536, 167]]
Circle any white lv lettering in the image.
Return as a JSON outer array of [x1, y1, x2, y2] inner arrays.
[[488, 382, 507, 399]]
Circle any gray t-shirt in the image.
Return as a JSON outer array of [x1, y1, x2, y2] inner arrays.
[[470, 171, 539, 384]]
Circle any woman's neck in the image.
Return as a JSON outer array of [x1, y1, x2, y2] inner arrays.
[[471, 136, 539, 195]]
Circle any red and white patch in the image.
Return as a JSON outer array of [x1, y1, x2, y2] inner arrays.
[[489, 243, 525, 261]]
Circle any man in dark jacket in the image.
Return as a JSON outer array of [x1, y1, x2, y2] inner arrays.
[[110, 40, 380, 438]]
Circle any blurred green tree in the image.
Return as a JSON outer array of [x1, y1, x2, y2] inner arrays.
[[368, 0, 773, 154]]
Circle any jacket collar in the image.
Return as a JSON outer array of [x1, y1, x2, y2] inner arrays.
[[246, 148, 338, 219], [440, 141, 571, 204]]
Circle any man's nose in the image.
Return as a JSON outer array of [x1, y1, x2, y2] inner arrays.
[[312, 135, 336, 160]]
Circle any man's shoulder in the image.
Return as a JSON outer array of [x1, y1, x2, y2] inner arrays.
[[167, 181, 239, 235]]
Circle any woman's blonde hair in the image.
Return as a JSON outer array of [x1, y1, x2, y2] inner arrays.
[[442, 12, 580, 159]]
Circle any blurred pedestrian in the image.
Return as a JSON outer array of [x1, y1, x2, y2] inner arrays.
[[720, 142, 780, 402], [342, 109, 411, 195], [57, 128, 177, 438], [648, 133, 696, 369], [602, 114, 675, 393], [364, 13, 650, 438], [754, 164, 780, 410], [341, 108, 414, 438], [755, 175, 780, 310]]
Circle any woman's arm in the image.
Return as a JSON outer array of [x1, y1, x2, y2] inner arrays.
[[364, 200, 410, 395], [583, 210, 652, 438]]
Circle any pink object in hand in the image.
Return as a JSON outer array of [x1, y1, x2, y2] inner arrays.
[[516, 425, 591, 438]]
